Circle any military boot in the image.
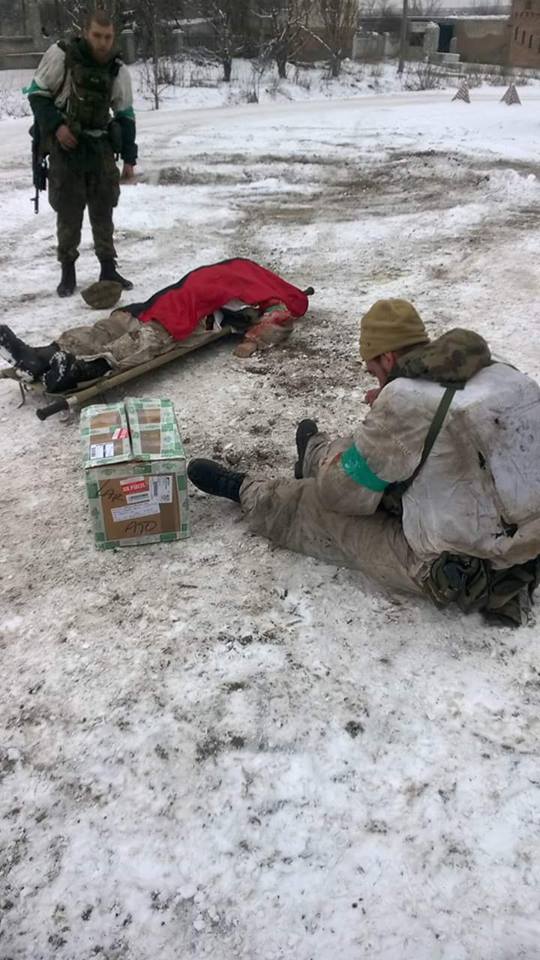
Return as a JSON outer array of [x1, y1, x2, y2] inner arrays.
[[294, 419, 319, 479], [187, 459, 245, 503], [0, 324, 59, 380], [57, 261, 76, 298], [42, 352, 111, 393], [99, 259, 133, 290]]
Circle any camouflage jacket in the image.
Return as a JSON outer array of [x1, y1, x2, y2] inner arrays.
[[26, 39, 137, 165], [390, 327, 491, 386]]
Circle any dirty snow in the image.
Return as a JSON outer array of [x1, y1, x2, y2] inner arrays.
[[1, 83, 540, 960]]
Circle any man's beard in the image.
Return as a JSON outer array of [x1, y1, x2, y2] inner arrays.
[[90, 47, 112, 63]]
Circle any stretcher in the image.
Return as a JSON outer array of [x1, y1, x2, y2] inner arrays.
[[0, 327, 232, 421]]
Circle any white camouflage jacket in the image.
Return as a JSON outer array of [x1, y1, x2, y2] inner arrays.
[[315, 361, 540, 569]]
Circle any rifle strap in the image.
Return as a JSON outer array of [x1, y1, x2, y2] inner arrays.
[[386, 385, 457, 498], [54, 40, 69, 103]]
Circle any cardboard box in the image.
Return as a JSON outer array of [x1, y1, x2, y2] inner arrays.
[[80, 398, 189, 549]]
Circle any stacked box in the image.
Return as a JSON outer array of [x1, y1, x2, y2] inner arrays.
[[81, 398, 189, 549]]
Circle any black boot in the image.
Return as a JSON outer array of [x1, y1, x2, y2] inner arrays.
[[42, 352, 111, 393], [187, 459, 245, 503], [99, 259, 133, 290], [294, 419, 319, 479], [57, 261, 76, 297], [0, 324, 59, 380]]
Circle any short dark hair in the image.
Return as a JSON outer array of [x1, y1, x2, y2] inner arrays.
[[84, 9, 114, 31]]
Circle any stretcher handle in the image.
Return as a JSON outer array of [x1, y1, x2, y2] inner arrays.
[[36, 397, 69, 420]]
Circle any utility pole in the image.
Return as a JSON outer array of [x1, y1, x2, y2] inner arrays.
[[152, 3, 160, 111], [397, 0, 409, 74], [28, 0, 43, 48]]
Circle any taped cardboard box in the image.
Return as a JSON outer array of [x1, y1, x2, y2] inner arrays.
[[81, 398, 189, 549]]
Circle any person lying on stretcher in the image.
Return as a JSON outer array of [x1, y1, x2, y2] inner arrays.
[[0, 258, 312, 393]]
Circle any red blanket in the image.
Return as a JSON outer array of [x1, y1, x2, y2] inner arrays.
[[126, 258, 309, 341]]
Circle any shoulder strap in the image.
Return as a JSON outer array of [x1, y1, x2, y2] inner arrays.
[[111, 56, 123, 78], [387, 385, 456, 498], [52, 40, 69, 101]]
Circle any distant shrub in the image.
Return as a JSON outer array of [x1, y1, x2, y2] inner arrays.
[[402, 61, 445, 91]]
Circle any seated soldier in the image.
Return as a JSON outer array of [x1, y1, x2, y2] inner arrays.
[[188, 299, 540, 626]]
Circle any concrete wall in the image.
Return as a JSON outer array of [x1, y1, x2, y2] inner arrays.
[[0, 0, 24, 35], [353, 32, 385, 60], [290, 27, 356, 63], [0, 31, 45, 70], [454, 18, 510, 64], [0, 0, 45, 68], [0, 49, 43, 68], [356, 12, 510, 65], [175, 18, 216, 48], [508, 0, 540, 66], [0, 34, 35, 52]]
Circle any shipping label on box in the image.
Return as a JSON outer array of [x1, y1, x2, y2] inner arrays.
[[80, 399, 190, 549]]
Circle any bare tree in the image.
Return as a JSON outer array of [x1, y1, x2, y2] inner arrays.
[[256, 1, 311, 79], [42, 0, 126, 34], [409, 0, 442, 14], [129, 0, 185, 108], [360, 0, 399, 15], [201, 0, 250, 81], [304, 0, 358, 78], [134, 0, 163, 107], [49, 0, 89, 32]]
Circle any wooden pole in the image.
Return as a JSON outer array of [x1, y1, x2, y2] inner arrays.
[[35, 330, 233, 420]]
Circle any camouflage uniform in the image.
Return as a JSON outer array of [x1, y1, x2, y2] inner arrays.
[[56, 310, 218, 372], [27, 38, 137, 265], [241, 440, 427, 596], [48, 137, 120, 263]]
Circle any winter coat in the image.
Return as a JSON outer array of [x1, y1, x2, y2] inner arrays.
[[316, 330, 540, 569]]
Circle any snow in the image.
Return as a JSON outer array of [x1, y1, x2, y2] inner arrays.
[[2, 57, 539, 124], [2, 76, 540, 960]]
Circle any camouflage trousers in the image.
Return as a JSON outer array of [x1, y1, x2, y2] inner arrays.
[[57, 311, 218, 372], [240, 433, 429, 595], [48, 139, 120, 264]]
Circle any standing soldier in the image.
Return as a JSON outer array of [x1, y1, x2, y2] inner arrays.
[[26, 10, 137, 297]]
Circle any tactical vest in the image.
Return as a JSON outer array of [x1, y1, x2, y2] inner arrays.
[[61, 39, 121, 135]]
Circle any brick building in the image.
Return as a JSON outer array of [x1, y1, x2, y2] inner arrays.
[[509, 0, 540, 66]]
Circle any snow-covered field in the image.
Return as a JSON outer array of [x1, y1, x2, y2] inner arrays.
[[1, 56, 538, 122], [0, 58, 406, 121], [1, 80, 540, 960]]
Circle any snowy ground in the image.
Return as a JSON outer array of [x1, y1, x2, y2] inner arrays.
[[1, 56, 539, 122], [1, 88, 540, 960], [0, 58, 409, 121]]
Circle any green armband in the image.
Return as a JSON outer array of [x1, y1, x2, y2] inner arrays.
[[23, 79, 48, 95], [115, 106, 135, 120], [340, 445, 389, 492]]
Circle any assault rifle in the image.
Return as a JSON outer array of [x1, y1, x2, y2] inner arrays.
[[30, 124, 48, 214]]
